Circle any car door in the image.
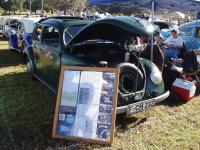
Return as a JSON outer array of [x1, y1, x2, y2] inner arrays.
[[192, 26, 200, 63], [179, 26, 194, 50], [33, 25, 61, 89], [192, 26, 200, 49], [9, 20, 20, 50], [16, 21, 25, 50]]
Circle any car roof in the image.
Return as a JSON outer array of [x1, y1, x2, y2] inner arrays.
[[20, 18, 41, 33], [179, 20, 200, 28], [19, 17, 41, 24], [38, 16, 83, 23], [40, 18, 93, 29], [6, 16, 22, 21]]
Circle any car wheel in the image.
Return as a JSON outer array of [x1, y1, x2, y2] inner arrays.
[[26, 57, 35, 80], [22, 42, 27, 63], [8, 40, 14, 52], [117, 63, 144, 106], [21, 42, 26, 52]]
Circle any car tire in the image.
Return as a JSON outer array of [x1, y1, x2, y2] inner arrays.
[[117, 63, 144, 106], [21, 42, 26, 52], [22, 42, 27, 64], [26, 57, 35, 80], [8, 40, 14, 52]]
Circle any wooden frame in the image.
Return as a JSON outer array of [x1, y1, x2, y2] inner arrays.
[[52, 66, 119, 145]]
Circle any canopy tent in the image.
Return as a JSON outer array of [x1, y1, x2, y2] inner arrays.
[[88, 0, 200, 60], [89, 0, 200, 11]]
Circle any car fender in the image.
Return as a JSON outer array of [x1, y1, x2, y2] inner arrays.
[[24, 45, 36, 73], [140, 58, 165, 98]]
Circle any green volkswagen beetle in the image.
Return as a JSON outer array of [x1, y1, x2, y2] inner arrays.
[[25, 16, 169, 115]]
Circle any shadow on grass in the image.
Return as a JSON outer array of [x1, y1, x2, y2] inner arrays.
[[0, 72, 115, 149], [159, 92, 187, 107], [0, 49, 23, 68], [115, 113, 147, 134], [0, 72, 57, 149], [0, 70, 146, 149]]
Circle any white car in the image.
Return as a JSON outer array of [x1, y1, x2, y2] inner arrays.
[[3, 16, 22, 37]]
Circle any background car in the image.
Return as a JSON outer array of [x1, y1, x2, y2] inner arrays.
[[25, 16, 169, 115], [157, 21, 179, 40], [0, 23, 3, 36], [0, 18, 4, 36], [179, 21, 200, 51], [154, 21, 178, 30], [3, 16, 22, 38], [8, 17, 41, 58]]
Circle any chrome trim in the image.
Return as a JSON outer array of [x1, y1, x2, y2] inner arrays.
[[117, 91, 170, 114], [32, 72, 169, 116]]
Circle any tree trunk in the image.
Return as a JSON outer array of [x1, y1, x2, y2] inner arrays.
[[51, 9, 54, 15], [64, 9, 66, 15]]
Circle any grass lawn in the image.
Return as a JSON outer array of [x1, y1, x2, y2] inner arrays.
[[0, 37, 200, 150]]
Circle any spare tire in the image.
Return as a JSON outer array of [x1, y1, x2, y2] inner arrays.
[[117, 63, 145, 106]]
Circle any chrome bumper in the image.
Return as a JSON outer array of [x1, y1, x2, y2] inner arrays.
[[117, 90, 170, 115]]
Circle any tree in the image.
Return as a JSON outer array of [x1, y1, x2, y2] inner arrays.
[[11, 0, 24, 14], [44, 0, 87, 15], [0, 7, 5, 15], [0, 0, 13, 15], [32, 0, 42, 14]]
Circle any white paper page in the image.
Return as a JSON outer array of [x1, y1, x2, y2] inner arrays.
[[61, 70, 80, 107], [72, 117, 86, 137], [84, 120, 98, 139], [79, 71, 103, 105], [79, 71, 103, 89]]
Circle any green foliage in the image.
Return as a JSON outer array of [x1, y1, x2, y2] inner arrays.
[[0, 0, 87, 15], [44, 0, 87, 13], [0, 7, 5, 15]]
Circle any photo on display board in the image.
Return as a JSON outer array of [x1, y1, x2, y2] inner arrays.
[[52, 66, 119, 145]]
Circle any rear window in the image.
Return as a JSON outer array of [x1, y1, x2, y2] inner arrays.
[[179, 27, 193, 36]]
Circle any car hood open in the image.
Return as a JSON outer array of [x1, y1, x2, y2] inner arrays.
[[69, 16, 154, 44]]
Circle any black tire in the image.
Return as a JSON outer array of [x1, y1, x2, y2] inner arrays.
[[26, 57, 35, 80], [21, 42, 26, 52], [22, 42, 27, 64], [117, 63, 145, 106], [8, 40, 14, 52], [22, 53, 27, 64]]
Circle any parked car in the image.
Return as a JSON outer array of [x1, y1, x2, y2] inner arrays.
[[154, 21, 178, 30], [3, 16, 22, 38], [8, 17, 41, 58], [179, 21, 200, 51], [0, 23, 3, 36], [159, 21, 200, 51], [25, 16, 169, 115], [156, 21, 178, 40]]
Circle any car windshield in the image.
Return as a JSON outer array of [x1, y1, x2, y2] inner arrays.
[[63, 25, 84, 45]]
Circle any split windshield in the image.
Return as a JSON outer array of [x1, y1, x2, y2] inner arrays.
[[63, 25, 84, 45]]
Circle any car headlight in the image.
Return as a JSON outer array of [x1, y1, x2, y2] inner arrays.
[[150, 66, 162, 84]]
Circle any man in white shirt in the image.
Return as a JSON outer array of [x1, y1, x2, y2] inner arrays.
[[162, 29, 184, 59]]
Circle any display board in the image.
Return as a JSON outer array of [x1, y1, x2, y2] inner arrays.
[[52, 66, 119, 145]]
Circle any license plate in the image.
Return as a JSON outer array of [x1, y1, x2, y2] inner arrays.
[[127, 100, 155, 115]]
